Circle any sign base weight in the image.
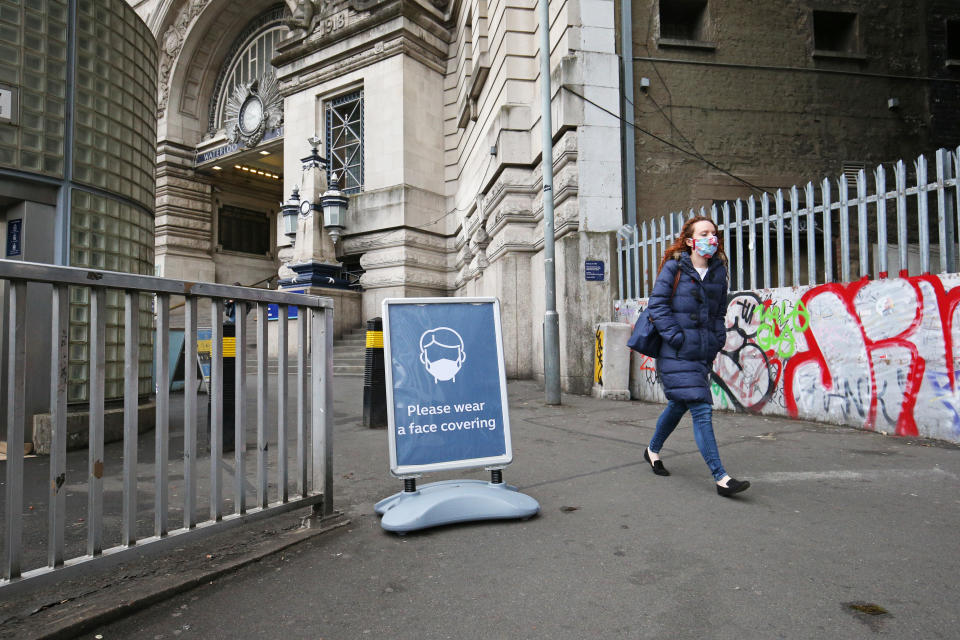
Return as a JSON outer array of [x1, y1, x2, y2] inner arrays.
[[375, 479, 539, 534]]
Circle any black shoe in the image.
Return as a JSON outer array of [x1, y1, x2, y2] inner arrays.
[[717, 478, 750, 497], [643, 448, 670, 476]]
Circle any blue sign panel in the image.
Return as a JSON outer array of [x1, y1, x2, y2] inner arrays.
[[6, 219, 22, 257], [268, 288, 303, 320], [383, 298, 512, 475], [585, 259, 604, 281]]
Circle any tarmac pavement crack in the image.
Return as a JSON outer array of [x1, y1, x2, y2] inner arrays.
[[518, 459, 646, 490], [519, 416, 650, 447]]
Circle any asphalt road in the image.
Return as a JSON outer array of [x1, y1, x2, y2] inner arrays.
[[77, 377, 960, 640]]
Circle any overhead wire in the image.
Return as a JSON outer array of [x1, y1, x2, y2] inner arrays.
[[562, 85, 766, 194]]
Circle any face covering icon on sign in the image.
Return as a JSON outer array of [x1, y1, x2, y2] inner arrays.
[[419, 327, 466, 383]]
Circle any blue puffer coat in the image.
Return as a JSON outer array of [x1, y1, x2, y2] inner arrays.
[[647, 252, 728, 404]]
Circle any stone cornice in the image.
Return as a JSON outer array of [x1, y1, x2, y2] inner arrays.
[[341, 226, 455, 255], [278, 26, 446, 95], [358, 247, 453, 273], [359, 271, 449, 290], [274, 0, 448, 77]]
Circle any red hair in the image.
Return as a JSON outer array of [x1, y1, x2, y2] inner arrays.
[[656, 215, 727, 275]]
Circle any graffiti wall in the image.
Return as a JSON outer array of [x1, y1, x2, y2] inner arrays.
[[615, 273, 960, 444]]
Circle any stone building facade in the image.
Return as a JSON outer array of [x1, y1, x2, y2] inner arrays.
[[136, 0, 623, 394], [134, 0, 960, 395]]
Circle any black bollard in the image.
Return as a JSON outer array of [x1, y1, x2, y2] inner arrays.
[[362, 317, 387, 428], [207, 322, 236, 452]]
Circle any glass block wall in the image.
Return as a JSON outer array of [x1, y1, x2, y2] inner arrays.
[[73, 0, 156, 206], [70, 193, 155, 401], [0, 0, 68, 176], [66, 0, 158, 403], [0, 0, 158, 404]]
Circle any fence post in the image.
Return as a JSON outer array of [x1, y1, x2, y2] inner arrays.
[[805, 182, 816, 286], [822, 179, 833, 283], [936, 148, 956, 273], [893, 160, 907, 276], [154, 293, 170, 536], [762, 193, 772, 288], [857, 170, 869, 278], [48, 285, 68, 568], [790, 187, 800, 287], [4, 281, 26, 579], [734, 200, 744, 291], [640, 222, 650, 298], [184, 296, 198, 528], [616, 230, 625, 300], [747, 196, 757, 290], [875, 165, 889, 277], [122, 290, 140, 546], [916, 154, 930, 275], [839, 176, 851, 282], [312, 307, 334, 517]]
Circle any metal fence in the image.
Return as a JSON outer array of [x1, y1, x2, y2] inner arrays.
[[618, 147, 960, 300], [0, 260, 334, 589]]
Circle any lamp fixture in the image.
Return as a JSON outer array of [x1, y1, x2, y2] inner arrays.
[[281, 185, 301, 244], [321, 172, 348, 245], [233, 164, 280, 179]]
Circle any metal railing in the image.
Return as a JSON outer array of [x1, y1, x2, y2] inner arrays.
[[0, 260, 334, 589], [618, 147, 960, 299]]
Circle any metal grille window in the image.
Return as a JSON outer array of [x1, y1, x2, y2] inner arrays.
[[325, 91, 364, 193], [218, 205, 271, 255]]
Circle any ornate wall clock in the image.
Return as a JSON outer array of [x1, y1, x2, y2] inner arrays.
[[224, 71, 283, 148]]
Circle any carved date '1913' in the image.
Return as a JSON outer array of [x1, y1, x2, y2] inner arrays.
[[320, 11, 347, 35]]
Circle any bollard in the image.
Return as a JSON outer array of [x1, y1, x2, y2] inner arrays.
[[363, 317, 387, 428], [207, 323, 236, 452]]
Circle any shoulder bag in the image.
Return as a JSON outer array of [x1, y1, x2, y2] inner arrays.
[[626, 267, 682, 358]]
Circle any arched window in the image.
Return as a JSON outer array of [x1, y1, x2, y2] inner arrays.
[[208, 5, 288, 135]]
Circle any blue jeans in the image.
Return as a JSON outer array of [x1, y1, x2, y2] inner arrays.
[[649, 400, 727, 481]]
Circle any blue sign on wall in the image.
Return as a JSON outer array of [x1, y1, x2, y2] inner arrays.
[[268, 288, 303, 320], [6, 219, 22, 257], [585, 259, 604, 281], [383, 298, 512, 475]]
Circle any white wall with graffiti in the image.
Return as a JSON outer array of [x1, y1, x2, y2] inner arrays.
[[615, 273, 960, 444]]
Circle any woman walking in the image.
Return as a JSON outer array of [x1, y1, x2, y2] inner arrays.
[[643, 216, 750, 497]]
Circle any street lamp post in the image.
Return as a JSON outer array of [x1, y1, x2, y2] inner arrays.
[[538, 0, 561, 405], [279, 137, 350, 289]]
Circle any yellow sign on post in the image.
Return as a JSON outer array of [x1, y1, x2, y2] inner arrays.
[[196, 329, 236, 392], [197, 337, 236, 358], [593, 327, 604, 385]]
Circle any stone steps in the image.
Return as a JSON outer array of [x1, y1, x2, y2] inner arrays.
[[240, 327, 369, 377]]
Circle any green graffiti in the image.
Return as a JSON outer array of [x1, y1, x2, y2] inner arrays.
[[711, 380, 730, 409], [754, 300, 811, 359]]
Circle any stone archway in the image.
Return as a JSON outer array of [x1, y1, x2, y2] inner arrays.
[[151, 0, 289, 286]]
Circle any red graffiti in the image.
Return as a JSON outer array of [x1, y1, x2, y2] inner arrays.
[[783, 275, 960, 437], [637, 354, 656, 372]]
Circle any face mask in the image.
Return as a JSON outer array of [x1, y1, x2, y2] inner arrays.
[[694, 235, 718, 257], [425, 357, 462, 383]]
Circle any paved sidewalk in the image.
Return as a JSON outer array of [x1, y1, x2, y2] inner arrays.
[[5, 376, 960, 639]]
